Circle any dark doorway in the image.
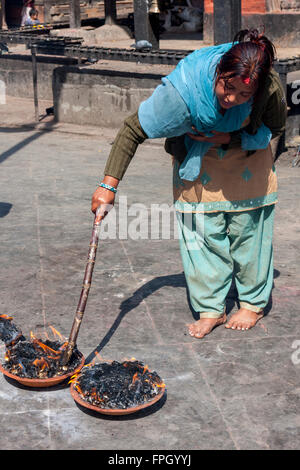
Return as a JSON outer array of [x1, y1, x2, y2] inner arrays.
[[5, 0, 23, 28]]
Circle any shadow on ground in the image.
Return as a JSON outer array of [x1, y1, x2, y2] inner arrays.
[[0, 202, 12, 217]]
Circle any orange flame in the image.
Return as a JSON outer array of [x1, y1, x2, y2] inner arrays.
[[0, 314, 13, 320], [33, 358, 49, 371], [4, 350, 10, 362], [30, 332, 60, 356], [87, 386, 103, 402], [90, 387, 99, 400], [132, 372, 139, 384], [70, 377, 77, 383], [123, 357, 137, 367], [155, 381, 165, 389], [91, 351, 101, 365], [68, 371, 80, 384], [74, 383, 84, 396], [58, 341, 68, 352], [49, 325, 64, 341]]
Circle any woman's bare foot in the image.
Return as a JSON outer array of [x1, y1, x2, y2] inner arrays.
[[225, 308, 263, 331], [187, 314, 227, 339]]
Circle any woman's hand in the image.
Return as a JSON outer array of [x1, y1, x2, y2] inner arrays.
[[187, 128, 231, 145], [91, 176, 119, 223]]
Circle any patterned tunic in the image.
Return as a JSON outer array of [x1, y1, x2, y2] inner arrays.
[[173, 113, 277, 213]]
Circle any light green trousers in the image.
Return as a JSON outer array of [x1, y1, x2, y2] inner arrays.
[[177, 205, 275, 318]]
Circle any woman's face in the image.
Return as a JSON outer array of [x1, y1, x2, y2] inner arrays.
[[215, 74, 257, 110]]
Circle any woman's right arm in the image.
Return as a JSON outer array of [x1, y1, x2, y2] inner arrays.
[[91, 111, 148, 220]]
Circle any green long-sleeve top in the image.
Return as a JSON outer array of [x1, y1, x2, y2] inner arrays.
[[104, 68, 287, 181]]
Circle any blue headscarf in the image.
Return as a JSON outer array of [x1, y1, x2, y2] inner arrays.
[[138, 43, 253, 181]]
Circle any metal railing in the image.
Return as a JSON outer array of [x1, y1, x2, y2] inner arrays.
[[0, 29, 299, 74]]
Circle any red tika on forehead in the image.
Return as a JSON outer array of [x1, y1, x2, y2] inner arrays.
[[243, 77, 251, 85]]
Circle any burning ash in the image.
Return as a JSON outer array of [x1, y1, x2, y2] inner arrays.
[[0, 315, 82, 379], [4, 338, 81, 379], [70, 360, 165, 409]]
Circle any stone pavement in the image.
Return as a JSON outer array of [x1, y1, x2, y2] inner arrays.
[[0, 97, 299, 451]]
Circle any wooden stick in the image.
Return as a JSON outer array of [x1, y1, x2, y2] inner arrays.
[[60, 210, 103, 366]]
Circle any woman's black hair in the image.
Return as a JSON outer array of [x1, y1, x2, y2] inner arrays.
[[215, 28, 277, 96]]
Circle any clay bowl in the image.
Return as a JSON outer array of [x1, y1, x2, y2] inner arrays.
[[70, 382, 166, 416], [0, 354, 85, 388]]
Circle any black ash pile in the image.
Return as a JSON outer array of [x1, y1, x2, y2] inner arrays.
[[4, 338, 82, 379], [0, 315, 81, 379], [71, 360, 165, 409]]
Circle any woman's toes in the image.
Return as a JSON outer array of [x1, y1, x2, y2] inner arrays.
[[187, 316, 225, 339], [188, 324, 206, 338], [227, 321, 246, 330], [188, 325, 196, 336], [225, 309, 263, 332], [232, 321, 254, 331]]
